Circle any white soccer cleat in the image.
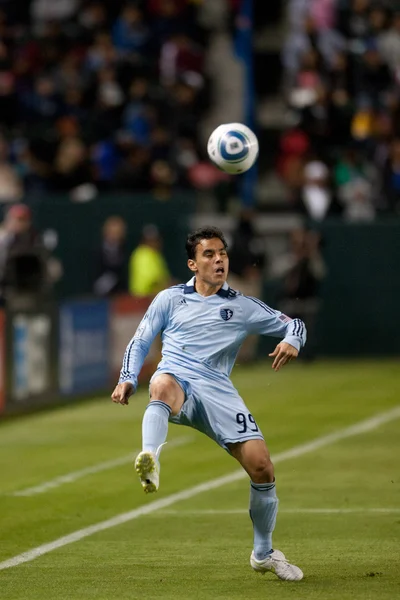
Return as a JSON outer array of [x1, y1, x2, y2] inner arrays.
[[250, 549, 304, 581], [134, 447, 161, 494]]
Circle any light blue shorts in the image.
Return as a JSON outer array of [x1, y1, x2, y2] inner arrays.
[[150, 365, 264, 451]]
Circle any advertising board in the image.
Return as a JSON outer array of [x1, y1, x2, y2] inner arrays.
[[59, 299, 110, 395], [6, 306, 57, 409]]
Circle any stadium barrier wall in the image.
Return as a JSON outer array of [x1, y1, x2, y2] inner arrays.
[[9, 192, 196, 299], [1, 294, 157, 417], [314, 220, 400, 356], [259, 219, 400, 357]]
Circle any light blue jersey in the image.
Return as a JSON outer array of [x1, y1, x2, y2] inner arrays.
[[119, 277, 306, 389], [119, 277, 306, 449]]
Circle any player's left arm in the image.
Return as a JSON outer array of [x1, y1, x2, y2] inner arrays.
[[243, 297, 307, 371]]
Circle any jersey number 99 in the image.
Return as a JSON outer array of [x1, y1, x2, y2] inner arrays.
[[236, 413, 259, 434]]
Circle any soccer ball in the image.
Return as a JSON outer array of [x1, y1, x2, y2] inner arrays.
[[207, 123, 259, 174]]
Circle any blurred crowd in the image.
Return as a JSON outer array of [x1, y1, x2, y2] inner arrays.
[[279, 0, 400, 220], [0, 0, 210, 200], [93, 216, 172, 297]]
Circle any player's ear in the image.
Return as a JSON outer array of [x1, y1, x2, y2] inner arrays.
[[187, 259, 197, 273]]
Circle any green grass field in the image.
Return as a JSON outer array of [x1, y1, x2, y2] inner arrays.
[[1, 360, 399, 600]]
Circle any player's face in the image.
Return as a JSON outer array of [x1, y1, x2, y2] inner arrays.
[[189, 237, 229, 286]]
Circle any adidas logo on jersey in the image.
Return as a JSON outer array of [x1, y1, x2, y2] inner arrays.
[[178, 298, 187, 305]]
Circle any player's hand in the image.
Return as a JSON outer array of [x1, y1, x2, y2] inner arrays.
[[269, 342, 298, 372], [111, 382, 134, 406]]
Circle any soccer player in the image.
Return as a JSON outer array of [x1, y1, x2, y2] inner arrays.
[[112, 226, 306, 581]]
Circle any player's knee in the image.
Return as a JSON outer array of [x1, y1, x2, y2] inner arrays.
[[149, 375, 183, 414], [250, 456, 274, 484], [150, 375, 176, 401]]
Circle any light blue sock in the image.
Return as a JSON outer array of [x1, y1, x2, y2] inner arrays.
[[142, 401, 171, 454], [249, 480, 279, 560]]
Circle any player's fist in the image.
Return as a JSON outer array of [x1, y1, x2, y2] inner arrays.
[[111, 382, 134, 405], [269, 342, 298, 372]]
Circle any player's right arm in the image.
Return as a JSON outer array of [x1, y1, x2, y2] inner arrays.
[[111, 291, 170, 405]]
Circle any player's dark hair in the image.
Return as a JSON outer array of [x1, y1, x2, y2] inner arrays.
[[186, 226, 228, 260]]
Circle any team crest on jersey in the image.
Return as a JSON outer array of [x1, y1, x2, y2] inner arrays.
[[220, 308, 234, 321]]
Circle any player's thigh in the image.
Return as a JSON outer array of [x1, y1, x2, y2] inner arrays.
[[190, 379, 265, 449], [149, 373, 185, 416], [228, 439, 274, 483]]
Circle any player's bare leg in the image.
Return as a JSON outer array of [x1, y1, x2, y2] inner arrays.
[[229, 439, 303, 581], [135, 374, 184, 493]]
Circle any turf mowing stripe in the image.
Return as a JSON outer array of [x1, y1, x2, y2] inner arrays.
[[1, 404, 399, 571], [156, 508, 400, 515], [10, 436, 193, 497]]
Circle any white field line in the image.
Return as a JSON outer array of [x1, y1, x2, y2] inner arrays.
[[156, 508, 400, 516], [10, 436, 193, 497], [1, 404, 399, 571]]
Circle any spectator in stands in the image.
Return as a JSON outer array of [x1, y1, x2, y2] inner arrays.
[[53, 52, 86, 97], [148, 0, 193, 45], [334, 147, 374, 188], [288, 49, 325, 113], [228, 210, 265, 362], [228, 210, 265, 292], [378, 11, 400, 74], [329, 51, 352, 96], [337, 0, 371, 44], [354, 43, 391, 108], [382, 137, 400, 215], [23, 75, 62, 125], [0, 0, 208, 199], [31, 0, 79, 27], [122, 78, 153, 146], [114, 144, 151, 191], [112, 4, 150, 57], [96, 66, 125, 112], [167, 81, 202, 143], [159, 33, 204, 87], [0, 203, 49, 302], [277, 128, 310, 204], [368, 5, 389, 42], [282, 0, 400, 219], [79, 2, 108, 40], [91, 139, 119, 190], [283, 13, 345, 82], [339, 176, 375, 221], [150, 159, 176, 201], [85, 32, 118, 73], [52, 132, 92, 193], [93, 215, 128, 296], [270, 227, 326, 360], [334, 147, 376, 221], [129, 224, 171, 297], [0, 136, 23, 202], [309, 0, 337, 31], [0, 39, 18, 128], [301, 159, 332, 221], [328, 52, 354, 145]]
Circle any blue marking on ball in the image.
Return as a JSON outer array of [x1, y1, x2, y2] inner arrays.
[[219, 130, 250, 162]]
